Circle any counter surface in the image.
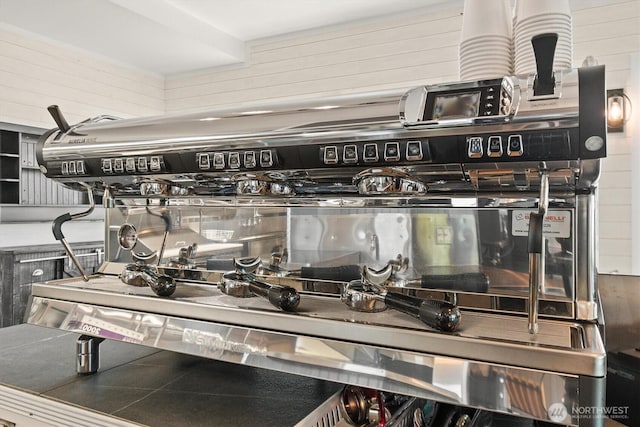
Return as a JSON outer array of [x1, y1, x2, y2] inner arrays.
[[0, 324, 340, 426]]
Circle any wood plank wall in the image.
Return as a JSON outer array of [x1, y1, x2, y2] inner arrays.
[[0, 25, 164, 128]]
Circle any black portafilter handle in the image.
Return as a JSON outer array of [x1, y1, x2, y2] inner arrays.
[[133, 264, 176, 297], [147, 270, 177, 297], [300, 265, 362, 282], [421, 272, 490, 293], [248, 277, 300, 312], [531, 33, 558, 96], [383, 292, 461, 332]]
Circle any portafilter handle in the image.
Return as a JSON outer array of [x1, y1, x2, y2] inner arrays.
[[121, 262, 176, 297], [382, 291, 461, 332], [140, 266, 176, 297], [229, 256, 300, 311], [246, 277, 300, 312]]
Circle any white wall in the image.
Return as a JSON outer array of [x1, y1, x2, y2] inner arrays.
[[165, 7, 462, 113], [0, 24, 165, 248], [0, 24, 164, 128], [571, 1, 640, 273], [165, 0, 640, 275]]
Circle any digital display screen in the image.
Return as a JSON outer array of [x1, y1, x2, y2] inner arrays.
[[431, 92, 481, 120]]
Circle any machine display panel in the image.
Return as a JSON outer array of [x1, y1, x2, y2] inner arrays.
[[430, 91, 481, 120]]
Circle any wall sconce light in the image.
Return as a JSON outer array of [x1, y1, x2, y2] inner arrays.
[[607, 88, 631, 133]]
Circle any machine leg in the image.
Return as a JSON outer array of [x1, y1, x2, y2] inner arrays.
[[76, 335, 105, 375]]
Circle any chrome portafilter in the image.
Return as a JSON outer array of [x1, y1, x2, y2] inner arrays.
[[120, 252, 176, 297], [164, 243, 202, 281], [341, 261, 461, 332], [341, 264, 393, 313], [220, 257, 300, 312]]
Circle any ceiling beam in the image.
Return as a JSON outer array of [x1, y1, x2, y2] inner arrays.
[[108, 0, 246, 62]]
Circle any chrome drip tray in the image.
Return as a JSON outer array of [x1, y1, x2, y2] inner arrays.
[[27, 274, 606, 426], [28, 274, 604, 376]]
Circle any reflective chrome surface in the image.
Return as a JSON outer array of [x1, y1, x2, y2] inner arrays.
[[29, 68, 608, 426], [27, 288, 605, 426], [101, 197, 588, 318], [354, 168, 427, 195], [37, 68, 604, 199]]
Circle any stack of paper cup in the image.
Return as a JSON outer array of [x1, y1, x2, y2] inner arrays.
[[514, 0, 573, 75], [459, 0, 513, 80]]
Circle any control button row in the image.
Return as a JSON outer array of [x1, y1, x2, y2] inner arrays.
[[61, 160, 86, 175], [197, 150, 273, 170], [323, 141, 423, 165], [101, 156, 164, 174], [467, 135, 523, 158], [481, 86, 501, 116]]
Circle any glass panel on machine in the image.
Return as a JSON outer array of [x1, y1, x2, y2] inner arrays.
[[107, 203, 574, 301]]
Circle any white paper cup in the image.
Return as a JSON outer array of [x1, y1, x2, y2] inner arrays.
[[515, 0, 570, 22], [461, 0, 512, 41]]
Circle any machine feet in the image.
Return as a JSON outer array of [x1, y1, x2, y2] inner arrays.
[[76, 335, 105, 375]]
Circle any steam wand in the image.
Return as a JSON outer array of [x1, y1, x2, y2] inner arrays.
[[528, 164, 549, 334], [145, 200, 171, 266], [52, 183, 95, 281]]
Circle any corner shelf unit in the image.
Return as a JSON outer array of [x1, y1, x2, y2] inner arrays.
[[0, 130, 20, 204], [0, 124, 88, 206]]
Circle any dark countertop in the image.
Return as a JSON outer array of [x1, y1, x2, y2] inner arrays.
[[0, 324, 630, 427], [0, 324, 340, 426]]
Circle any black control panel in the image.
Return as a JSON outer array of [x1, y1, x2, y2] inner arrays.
[[196, 149, 277, 171], [463, 130, 576, 162], [100, 155, 166, 174], [49, 129, 579, 180], [320, 140, 431, 166]]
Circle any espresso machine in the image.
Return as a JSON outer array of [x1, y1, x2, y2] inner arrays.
[[27, 40, 607, 425]]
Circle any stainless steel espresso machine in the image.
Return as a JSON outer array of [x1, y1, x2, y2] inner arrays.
[[27, 43, 608, 425]]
